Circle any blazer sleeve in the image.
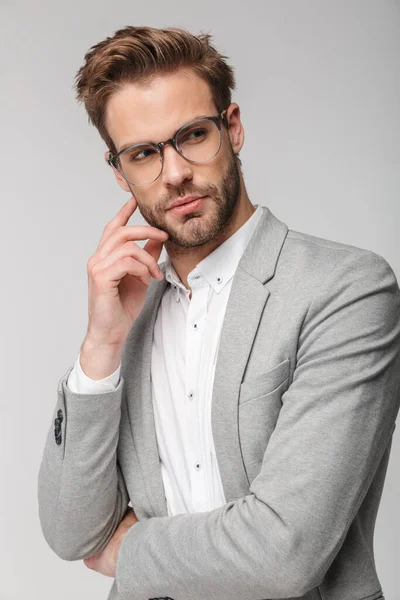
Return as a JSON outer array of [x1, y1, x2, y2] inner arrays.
[[114, 250, 400, 600], [37, 364, 130, 560]]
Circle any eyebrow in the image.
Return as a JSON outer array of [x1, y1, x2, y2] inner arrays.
[[117, 113, 211, 153]]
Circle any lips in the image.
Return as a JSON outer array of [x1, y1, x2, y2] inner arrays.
[[168, 196, 206, 215], [168, 195, 204, 210]]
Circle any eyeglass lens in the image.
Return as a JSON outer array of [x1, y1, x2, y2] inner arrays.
[[116, 118, 221, 185]]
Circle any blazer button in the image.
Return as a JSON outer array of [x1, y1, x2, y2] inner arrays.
[[55, 432, 62, 445], [57, 409, 63, 421]]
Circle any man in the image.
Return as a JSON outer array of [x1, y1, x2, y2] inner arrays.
[[38, 25, 400, 600]]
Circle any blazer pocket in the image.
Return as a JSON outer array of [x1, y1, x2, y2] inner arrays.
[[239, 358, 290, 405], [238, 361, 290, 485]]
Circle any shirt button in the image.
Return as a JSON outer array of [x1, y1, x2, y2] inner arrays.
[[188, 391, 194, 400], [216, 276, 223, 284], [193, 323, 198, 329], [195, 462, 201, 471]]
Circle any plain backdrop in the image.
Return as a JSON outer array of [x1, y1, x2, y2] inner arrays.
[[1, 1, 399, 599]]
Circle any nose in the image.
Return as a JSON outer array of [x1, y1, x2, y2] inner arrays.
[[159, 143, 193, 188]]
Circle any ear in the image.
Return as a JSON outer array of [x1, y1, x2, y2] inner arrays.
[[104, 150, 132, 193], [224, 103, 245, 157]]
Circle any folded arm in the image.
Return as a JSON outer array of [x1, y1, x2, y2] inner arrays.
[[114, 250, 400, 600]]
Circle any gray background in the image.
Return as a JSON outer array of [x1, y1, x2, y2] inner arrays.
[[1, 1, 399, 598]]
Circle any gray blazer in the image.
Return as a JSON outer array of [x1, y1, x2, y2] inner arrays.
[[38, 205, 400, 600]]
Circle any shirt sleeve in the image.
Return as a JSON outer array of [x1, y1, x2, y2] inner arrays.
[[66, 352, 121, 394]]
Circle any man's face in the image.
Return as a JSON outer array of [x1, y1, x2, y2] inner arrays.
[[105, 69, 243, 249]]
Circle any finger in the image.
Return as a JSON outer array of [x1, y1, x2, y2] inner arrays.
[[95, 224, 168, 259], [83, 557, 96, 569], [97, 196, 138, 250], [96, 256, 154, 289], [123, 506, 135, 516], [143, 237, 167, 265], [92, 240, 164, 280]]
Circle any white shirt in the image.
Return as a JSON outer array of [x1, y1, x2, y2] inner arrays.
[[67, 203, 263, 516]]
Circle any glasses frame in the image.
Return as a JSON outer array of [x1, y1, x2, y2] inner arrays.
[[107, 109, 228, 187]]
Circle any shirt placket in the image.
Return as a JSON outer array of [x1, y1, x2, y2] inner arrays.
[[185, 272, 209, 512]]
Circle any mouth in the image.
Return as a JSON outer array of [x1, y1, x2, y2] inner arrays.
[[167, 196, 207, 215]]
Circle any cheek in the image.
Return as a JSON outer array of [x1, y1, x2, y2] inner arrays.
[[196, 163, 225, 191], [134, 194, 152, 213]]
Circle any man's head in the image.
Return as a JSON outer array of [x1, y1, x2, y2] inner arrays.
[[74, 26, 250, 251]]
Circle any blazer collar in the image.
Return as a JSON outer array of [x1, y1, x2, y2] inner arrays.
[[122, 205, 289, 516]]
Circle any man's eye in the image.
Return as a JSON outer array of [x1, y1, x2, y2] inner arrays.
[[181, 128, 207, 143], [128, 147, 157, 161]]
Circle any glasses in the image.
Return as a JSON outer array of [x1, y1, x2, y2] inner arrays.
[[107, 109, 228, 186]]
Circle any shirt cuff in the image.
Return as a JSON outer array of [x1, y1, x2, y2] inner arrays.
[[66, 352, 121, 394]]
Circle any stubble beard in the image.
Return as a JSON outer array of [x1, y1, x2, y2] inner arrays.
[[134, 150, 242, 251]]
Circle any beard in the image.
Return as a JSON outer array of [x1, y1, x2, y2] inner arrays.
[[131, 147, 242, 250]]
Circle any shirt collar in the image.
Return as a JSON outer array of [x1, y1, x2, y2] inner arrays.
[[165, 204, 263, 301]]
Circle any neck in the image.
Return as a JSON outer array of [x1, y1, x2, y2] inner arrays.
[[165, 188, 256, 293]]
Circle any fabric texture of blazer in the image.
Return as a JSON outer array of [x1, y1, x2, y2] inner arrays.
[[38, 205, 400, 600]]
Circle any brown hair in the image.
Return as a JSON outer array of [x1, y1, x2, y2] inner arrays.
[[73, 25, 237, 159]]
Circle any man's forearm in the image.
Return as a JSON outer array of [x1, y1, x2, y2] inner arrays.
[[38, 364, 129, 561]]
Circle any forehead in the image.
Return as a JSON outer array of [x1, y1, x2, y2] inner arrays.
[[106, 70, 217, 150]]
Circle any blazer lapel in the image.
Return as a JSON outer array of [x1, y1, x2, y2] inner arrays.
[[123, 276, 170, 517], [211, 207, 288, 502], [123, 205, 289, 515]]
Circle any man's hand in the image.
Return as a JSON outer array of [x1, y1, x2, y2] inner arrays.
[[83, 507, 138, 578]]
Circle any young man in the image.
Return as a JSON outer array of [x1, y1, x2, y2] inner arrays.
[[38, 25, 400, 600]]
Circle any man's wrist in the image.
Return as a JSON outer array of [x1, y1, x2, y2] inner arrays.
[[80, 337, 123, 380]]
